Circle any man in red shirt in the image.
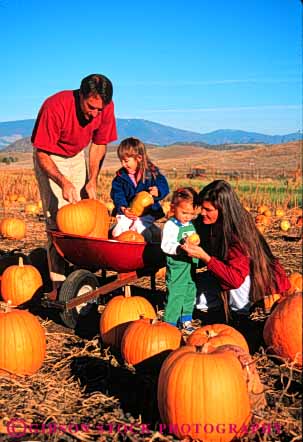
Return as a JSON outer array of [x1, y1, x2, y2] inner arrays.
[[32, 73, 117, 286]]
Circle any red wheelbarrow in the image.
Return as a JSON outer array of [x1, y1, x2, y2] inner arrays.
[[43, 230, 166, 328]]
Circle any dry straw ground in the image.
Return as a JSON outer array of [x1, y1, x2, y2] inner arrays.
[[0, 142, 302, 442]]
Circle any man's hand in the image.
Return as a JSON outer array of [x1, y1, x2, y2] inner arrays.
[[149, 186, 159, 197], [85, 179, 97, 200], [36, 150, 79, 204], [62, 178, 79, 203]]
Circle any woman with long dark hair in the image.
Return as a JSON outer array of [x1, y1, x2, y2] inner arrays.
[[181, 180, 290, 322]]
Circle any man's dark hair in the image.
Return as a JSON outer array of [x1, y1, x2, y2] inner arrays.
[[80, 74, 113, 104]]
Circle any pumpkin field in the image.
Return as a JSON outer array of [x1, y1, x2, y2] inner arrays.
[[0, 152, 302, 442]]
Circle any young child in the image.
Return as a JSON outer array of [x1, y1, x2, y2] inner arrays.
[[161, 187, 199, 332], [110, 137, 169, 241]]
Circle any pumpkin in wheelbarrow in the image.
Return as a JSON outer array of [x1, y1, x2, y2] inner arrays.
[[116, 230, 145, 243], [56, 199, 109, 238], [81, 199, 110, 239], [57, 200, 96, 236], [130, 191, 154, 216]]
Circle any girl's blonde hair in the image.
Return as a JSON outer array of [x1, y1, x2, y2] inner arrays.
[[117, 137, 157, 182]]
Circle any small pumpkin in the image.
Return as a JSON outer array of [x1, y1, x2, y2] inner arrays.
[[257, 205, 269, 214], [263, 292, 302, 366], [130, 191, 154, 216], [187, 323, 249, 353], [275, 208, 285, 217], [288, 272, 302, 294], [81, 199, 110, 239], [255, 214, 271, 226], [56, 200, 96, 236], [280, 219, 291, 232], [115, 230, 145, 243], [187, 232, 200, 245], [100, 286, 156, 348], [1, 257, 43, 306], [25, 203, 40, 215], [121, 318, 182, 365], [158, 344, 251, 442], [1, 218, 26, 240], [0, 305, 46, 376]]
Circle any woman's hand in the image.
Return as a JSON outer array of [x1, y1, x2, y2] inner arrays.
[[149, 186, 159, 197], [181, 241, 211, 264]]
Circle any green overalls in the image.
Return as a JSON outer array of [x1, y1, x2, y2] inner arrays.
[[163, 220, 198, 325]]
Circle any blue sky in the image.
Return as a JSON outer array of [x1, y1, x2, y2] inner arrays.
[[0, 0, 301, 134]]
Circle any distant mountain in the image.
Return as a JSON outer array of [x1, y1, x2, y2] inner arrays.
[[0, 118, 301, 149]]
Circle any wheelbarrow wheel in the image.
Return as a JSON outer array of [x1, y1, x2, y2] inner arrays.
[[58, 269, 99, 329]]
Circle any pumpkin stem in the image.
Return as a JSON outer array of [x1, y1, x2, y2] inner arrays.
[[18, 257, 24, 267], [139, 314, 145, 320], [124, 285, 131, 297]]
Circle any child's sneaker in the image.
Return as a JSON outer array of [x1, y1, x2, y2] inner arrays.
[[182, 320, 196, 334]]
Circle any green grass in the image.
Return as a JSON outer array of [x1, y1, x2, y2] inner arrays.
[[165, 178, 302, 208]]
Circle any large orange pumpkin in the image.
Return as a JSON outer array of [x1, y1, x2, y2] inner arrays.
[[187, 323, 249, 353], [100, 287, 156, 348], [81, 199, 110, 239], [263, 292, 302, 366], [158, 344, 251, 442], [1, 218, 26, 240], [1, 257, 43, 306], [115, 230, 145, 243], [130, 191, 154, 216], [213, 344, 266, 412], [0, 307, 46, 375], [121, 318, 182, 365], [56, 200, 96, 236]]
